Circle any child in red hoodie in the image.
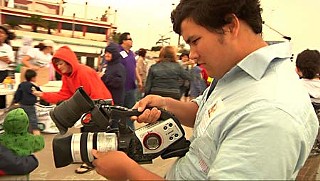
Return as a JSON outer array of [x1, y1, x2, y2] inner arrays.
[[33, 46, 112, 103]]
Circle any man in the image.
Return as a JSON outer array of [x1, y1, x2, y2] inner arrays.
[[118, 32, 142, 129], [91, 0, 318, 180]]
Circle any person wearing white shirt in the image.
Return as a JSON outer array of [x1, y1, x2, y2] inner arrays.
[[16, 36, 33, 72], [0, 25, 15, 110], [21, 39, 54, 71]]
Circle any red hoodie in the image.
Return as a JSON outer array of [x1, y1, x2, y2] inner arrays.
[[41, 46, 112, 104]]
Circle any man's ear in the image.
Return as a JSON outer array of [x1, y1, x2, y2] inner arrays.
[[295, 67, 303, 77], [222, 14, 239, 36]]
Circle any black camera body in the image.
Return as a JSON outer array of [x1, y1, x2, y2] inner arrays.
[[51, 87, 190, 168]]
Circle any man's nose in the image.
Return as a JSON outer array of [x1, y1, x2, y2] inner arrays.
[[189, 51, 198, 62]]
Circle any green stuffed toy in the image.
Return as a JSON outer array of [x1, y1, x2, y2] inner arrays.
[[0, 108, 45, 156]]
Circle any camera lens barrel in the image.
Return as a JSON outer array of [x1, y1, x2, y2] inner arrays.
[[71, 132, 118, 163]]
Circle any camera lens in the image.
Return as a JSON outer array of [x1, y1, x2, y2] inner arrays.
[[53, 132, 118, 168]]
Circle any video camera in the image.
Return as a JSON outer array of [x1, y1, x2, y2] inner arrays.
[[50, 87, 190, 168]]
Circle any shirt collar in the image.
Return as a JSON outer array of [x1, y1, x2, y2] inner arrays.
[[236, 42, 292, 80]]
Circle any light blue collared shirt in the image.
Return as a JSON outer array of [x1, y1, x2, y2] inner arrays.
[[166, 42, 318, 180]]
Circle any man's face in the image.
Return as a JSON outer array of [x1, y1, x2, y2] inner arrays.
[[181, 18, 237, 79], [123, 35, 133, 49], [55, 59, 72, 74]]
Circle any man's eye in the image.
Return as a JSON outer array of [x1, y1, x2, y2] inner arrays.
[[191, 38, 200, 45]]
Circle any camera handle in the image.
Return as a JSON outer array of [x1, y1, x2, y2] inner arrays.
[[104, 106, 184, 128]]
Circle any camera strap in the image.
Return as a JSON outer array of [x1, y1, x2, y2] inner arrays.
[[206, 78, 219, 100]]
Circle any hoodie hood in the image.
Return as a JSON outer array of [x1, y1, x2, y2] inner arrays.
[[3, 108, 29, 134], [105, 42, 121, 65], [302, 79, 320, 100], [52, 46, 79, 76]]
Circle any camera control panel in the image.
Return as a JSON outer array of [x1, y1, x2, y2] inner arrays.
[[135, 118, 184, 154]]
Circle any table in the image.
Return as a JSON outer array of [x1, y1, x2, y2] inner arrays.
[[0, 88, 15, 96]]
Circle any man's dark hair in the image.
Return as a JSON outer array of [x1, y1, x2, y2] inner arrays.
[[118, 32, 130, 44], [25, 69, 37, 81], [171, 0, 263, 35], [296, 49, 320, 79]]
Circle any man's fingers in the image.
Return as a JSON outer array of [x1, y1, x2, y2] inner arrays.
[[132, 102, 140, 110], [130, 115, 138, 121], [92, 149, 99, 159], [137, 109, 151, 123], [149, 108, 161, 122], [135, 108, 160, 123]]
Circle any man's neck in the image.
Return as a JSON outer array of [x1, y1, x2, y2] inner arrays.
[[121, 44, 130, 52]]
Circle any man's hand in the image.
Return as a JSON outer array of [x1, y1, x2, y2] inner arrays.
[[92, 149, 164, 181], [131, 95, 166, 124], [92, 150, 135, 181]]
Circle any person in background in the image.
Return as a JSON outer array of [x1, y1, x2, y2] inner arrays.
[[100, 42, 126, 106], [33, 46, 112, 104], [136, 48, 147, 100], [32, 45, 112, 174], [178, 52, 192, 101], [0, 25, 15, 113], [199, 64, 210, 87], [21, 39, 56, 81], [118, 32, 142, 130], [21, 39, 54, 70], [295, 49, 320, 104], [144, 46, 191, 100], [0, 143, 38, 176], [0, 108, 44, 157], [295, 49, 320, 155], [16, 36, 33, 73], [13, 69, 42, 135], [91, 0, 318, 180], [188, 59, 208, 99]]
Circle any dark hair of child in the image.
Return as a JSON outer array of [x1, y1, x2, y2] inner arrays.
[[25, 69, 37, 82]]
